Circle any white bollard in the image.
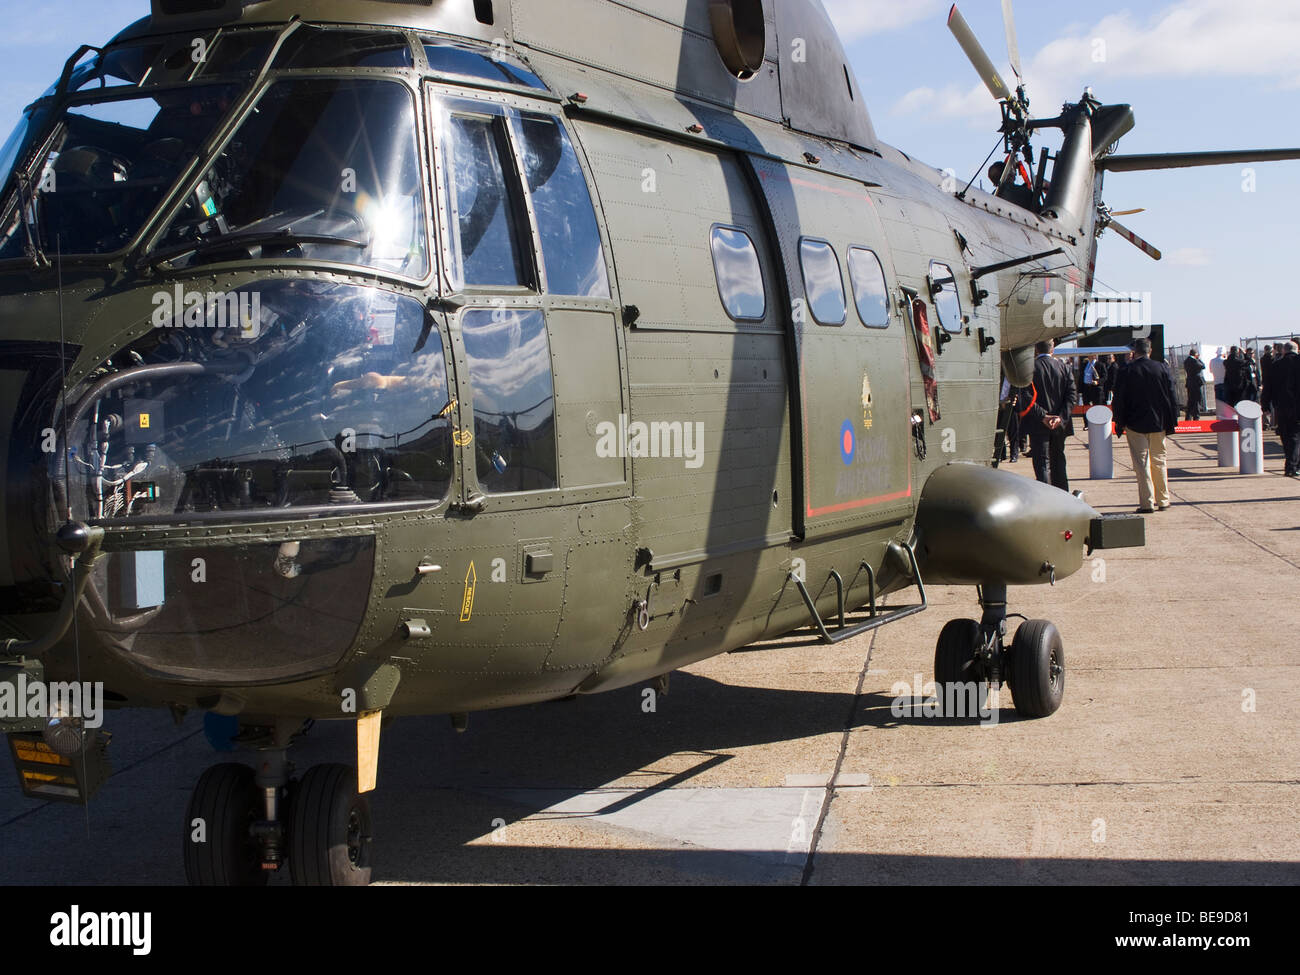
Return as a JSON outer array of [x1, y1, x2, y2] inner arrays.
[[1085, 405, 1114, 479], [1216, 401, 1239, 468], [1236, 401, 1264, 475]]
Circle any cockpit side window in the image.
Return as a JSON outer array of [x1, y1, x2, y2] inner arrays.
[[440, 112, 531, 290], [460, 307, 558, 494], [511, 114, 609, 298]]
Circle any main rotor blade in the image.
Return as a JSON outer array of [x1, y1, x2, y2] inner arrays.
[[1106, 219, 1162, 261], [948, 4, 1012, 102], [1110, 208, 1146, 216], [1002, 0, 1022, 81], [1099, 148, 1300, 172]]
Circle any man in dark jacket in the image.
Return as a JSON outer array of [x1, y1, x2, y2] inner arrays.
[[1261, 346, 1276, 427], [1183, 349, 1205, 420], [1023, 339, 1077, 492], [1222, 347, 1246, 407], [1113, 338, 1178, 512], [1104, 352, 1125, 404], [1242, 348, 1260, 402], [1261, 341, 1300, 477]]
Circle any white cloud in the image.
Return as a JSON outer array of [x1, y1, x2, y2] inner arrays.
[[1032, 0, 1300, 89], [892, 81, 993, 121], [892, 0, 1300, 124], [1169, 247, 1213, 266], [822, 0, 947, 42]]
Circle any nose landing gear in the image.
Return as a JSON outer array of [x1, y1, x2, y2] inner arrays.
[[288, 763, 373, 886], [931, 583, 1065, 719], [183, 719, 373, 886]]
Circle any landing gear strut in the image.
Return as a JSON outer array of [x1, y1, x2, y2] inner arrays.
[[183, 718, 373, 886], [931, 583, 1065, 718]]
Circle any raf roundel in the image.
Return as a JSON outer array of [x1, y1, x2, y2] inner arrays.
[[840, 419, 856, 465]]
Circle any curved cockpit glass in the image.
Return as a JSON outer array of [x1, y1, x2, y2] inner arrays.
[[152, 78, 429, 277], [0, 84, 242, 260], [0, 26, 551, 272], [59, 281, 453, 522]]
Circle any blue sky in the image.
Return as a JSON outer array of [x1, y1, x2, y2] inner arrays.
[[827, 0, 1300, 348], [1, 1, 1296, 347]]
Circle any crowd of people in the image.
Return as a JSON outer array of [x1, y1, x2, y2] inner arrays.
[[998, 337, 1300, 507], [1198, 343, 1298, 476]]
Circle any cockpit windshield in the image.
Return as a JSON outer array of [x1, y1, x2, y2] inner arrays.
[[0, 84, 241, 260], [151, 78, 429, 278], [60, 280, 453, 522]]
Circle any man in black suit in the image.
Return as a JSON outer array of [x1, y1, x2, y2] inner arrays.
[[1113, 338, 1178, 512], [1261, 341, 1300, 477], [1093, 355, 1108, 406], [1183, 349, 1205, 420], [1023, 339, 1076, 492]]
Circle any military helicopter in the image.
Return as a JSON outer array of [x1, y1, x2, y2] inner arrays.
[[1, 0, 1297, 885]]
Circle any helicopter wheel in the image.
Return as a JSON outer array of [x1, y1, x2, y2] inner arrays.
[[288, 764, 373, 886], [933, 618, 988, 715], [182, 763, 268, 886], [1008, 620, 1065, 718]]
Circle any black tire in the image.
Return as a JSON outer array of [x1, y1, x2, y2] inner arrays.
[[934, 618, 986, 716], [288, 764, 373, 886], [1009, 619, 1065, 717], [183, 763, 267, 886]]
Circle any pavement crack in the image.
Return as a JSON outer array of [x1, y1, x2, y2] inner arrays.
[[799, 611, 882, 886]]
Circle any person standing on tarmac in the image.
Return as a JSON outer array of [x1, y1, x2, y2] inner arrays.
[[1210, 347, 1227, 406], [1113, 338, 1178, 513], [1183, 349, 1206, 421], [1023, 340, 1077, 492], [1262, 340, 1300, 478], [1223, 346, 1246, 407], [1242, 348, 1260, 403]]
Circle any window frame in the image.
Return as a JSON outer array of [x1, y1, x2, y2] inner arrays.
[[709, 223, 767, 323], [137, 74, 436, 287], [847, 245, 891, 328], [432, 98, 539, 295], [510, 110, 611, 300], [798, 236, 847, 327]]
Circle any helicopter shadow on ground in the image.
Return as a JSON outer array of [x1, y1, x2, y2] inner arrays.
[[276, 668, 1027, 884], [283, 675, 1296, 886]]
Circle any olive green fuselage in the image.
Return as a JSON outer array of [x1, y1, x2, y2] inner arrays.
[[0, 1, 1101, 725]]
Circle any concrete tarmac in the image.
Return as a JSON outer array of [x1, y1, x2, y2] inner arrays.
[[2, 432, 1297, 885]]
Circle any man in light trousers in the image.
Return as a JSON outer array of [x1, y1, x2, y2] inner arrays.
[[1112, 338, 1178, 513]]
